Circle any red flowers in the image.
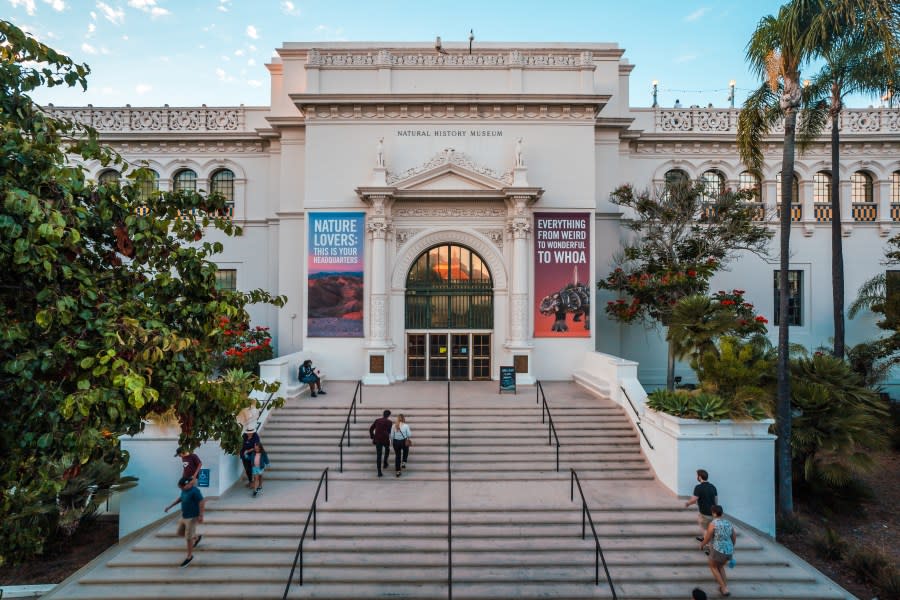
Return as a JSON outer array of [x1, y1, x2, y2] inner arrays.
[[755, 315, 768, 324]]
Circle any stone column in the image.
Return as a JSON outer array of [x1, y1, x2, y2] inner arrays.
[[363, 194, 393, 385], [877, 179, 893, 236], [505, 194, 535, 384]]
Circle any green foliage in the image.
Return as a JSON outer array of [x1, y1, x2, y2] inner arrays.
[[0, 21, 286, 565], [646, 390, 731, 422], [695, 335, 775, 413], [788, 355, 889, 490], [600, 180, 771, 329], [812, 527, 848, 561]]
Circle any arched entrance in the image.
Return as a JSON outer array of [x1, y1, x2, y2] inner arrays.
[[405, 243, 493, 381]]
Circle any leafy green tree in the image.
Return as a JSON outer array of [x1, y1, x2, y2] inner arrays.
[[0, 21, 284, 564], [599, 179, 771, 391]]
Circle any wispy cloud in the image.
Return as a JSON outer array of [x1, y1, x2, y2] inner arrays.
[[246, 79, 262, 87], [135, 83, 152, 94], [684, 7, 710, 22], [246, 24, 258, 39], [10, 0, 37, 15], [215, 67, 235, 83], [673, 54, 697, 63], [43, 0, 65, 11], [81, 42, 97, 54], [280, 0, 300, 16], [127, 0, 169, 17], [217, 0, 230, 12], [96, 1, 125, 25]]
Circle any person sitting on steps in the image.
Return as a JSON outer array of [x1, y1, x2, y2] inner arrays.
[[299, 359, 326, 397]]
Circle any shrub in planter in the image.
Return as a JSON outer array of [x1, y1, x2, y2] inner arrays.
[[222, 325, 274, 375], [646, 389, 731, 421]]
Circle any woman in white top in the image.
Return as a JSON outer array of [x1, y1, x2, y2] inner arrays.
[[390, 414, 411, 477]]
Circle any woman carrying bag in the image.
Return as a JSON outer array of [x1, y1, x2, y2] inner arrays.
[[391, 414, 411, 477]]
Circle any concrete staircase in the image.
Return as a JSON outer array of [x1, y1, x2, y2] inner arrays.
[[45, 381, 852, 600]]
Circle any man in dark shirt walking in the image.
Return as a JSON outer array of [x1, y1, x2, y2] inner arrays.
[[176, 447, 202, 483], [164, 476, 206, 567], [369, 409, 393, 477], [685, 468, 718, 541]]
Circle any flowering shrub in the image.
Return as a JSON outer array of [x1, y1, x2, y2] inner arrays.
[[219, 318, 273, 375]]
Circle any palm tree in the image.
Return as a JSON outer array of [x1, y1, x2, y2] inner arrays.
[[801, 5, 900, 359], [738, 2, 821, 517]]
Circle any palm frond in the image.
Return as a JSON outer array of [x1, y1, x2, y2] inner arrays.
[[848, 273, 886, 318], [737, 82, 782, 172]]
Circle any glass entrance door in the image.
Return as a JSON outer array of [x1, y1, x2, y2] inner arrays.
[[407, 332, 490, 381]]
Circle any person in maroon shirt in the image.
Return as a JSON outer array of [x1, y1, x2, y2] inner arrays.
[[368, 410, 393, 477], [176, 447, 202, 482]]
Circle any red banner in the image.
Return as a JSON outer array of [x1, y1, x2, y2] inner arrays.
[[534, 212, 591, 338]]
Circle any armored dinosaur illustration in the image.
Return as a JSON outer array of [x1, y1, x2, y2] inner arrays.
[[539, 266, 590, 332]]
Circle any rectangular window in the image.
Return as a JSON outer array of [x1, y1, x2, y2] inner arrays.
[[215, 269, 237, 291], [773, 270, 802, 326]]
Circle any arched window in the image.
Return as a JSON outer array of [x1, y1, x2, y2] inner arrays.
[[173, 169, 198, 193], [851, 171, 873, 203], [210, 169, 235, 201], [99, 169, 120, 186], [700, 169, 725, 202], [775, 172, 800, 204], [136, 169, 159, 205], [738, 171, 761, 198], [813, 171, 831, 204], [405, 243, 493, 330], [664, 169, 689, 187], [210, 169, 235, 217], [852, 171, 876, 221]]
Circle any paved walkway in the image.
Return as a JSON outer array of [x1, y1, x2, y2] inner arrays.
[[44, 381, 855, 599]]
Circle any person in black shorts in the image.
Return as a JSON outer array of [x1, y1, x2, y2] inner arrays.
[[685, 468, 718, 543]]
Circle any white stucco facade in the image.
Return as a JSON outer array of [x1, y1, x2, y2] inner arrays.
[[50, 41, 900, 390]]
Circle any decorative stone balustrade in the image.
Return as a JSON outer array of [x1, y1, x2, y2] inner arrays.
[[305, 48, 595, 69], [43, 105, 246, 133], [653, 107, 900, 135]]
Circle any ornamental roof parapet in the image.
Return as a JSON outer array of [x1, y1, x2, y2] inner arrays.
[[303, 48, 598, 70], [639, 107, 900, 136], [42, 105, 254, 134]]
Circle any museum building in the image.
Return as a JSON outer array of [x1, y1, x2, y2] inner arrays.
[[51, 41, 900, 389]]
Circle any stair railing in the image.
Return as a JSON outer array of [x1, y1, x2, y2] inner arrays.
[[569, 469, 618, 598], [447, 381, 453, 600], [337, 380, 363, 473], [535, 381, 561, 471], [252, 389, 277, 433], [619, 385, 654, 450], [282, 467, 329, 598]]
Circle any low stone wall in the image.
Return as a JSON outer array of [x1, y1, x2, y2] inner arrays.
[[117, 389, 277, 539], [574, 351, 777, 536]]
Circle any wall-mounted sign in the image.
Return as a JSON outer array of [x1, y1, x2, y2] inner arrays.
[[307, 212, 365, 338], [197, 468, 210, 488], [534, 212, 591, 338]]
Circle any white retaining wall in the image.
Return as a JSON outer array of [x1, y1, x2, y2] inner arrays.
[[574, 351, 777, 536]]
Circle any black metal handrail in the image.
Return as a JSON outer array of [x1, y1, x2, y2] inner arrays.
[[570, 469, 618, 598], [253, 390, 277, 433], [535, 381, 561, 471], [447, 381, 453, 600], [338, 380, 363, 473], [619, 385, 654, 450], [282, 467, 329, 598]]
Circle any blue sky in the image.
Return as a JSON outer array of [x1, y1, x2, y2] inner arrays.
[[7, 0, 882, 108]]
